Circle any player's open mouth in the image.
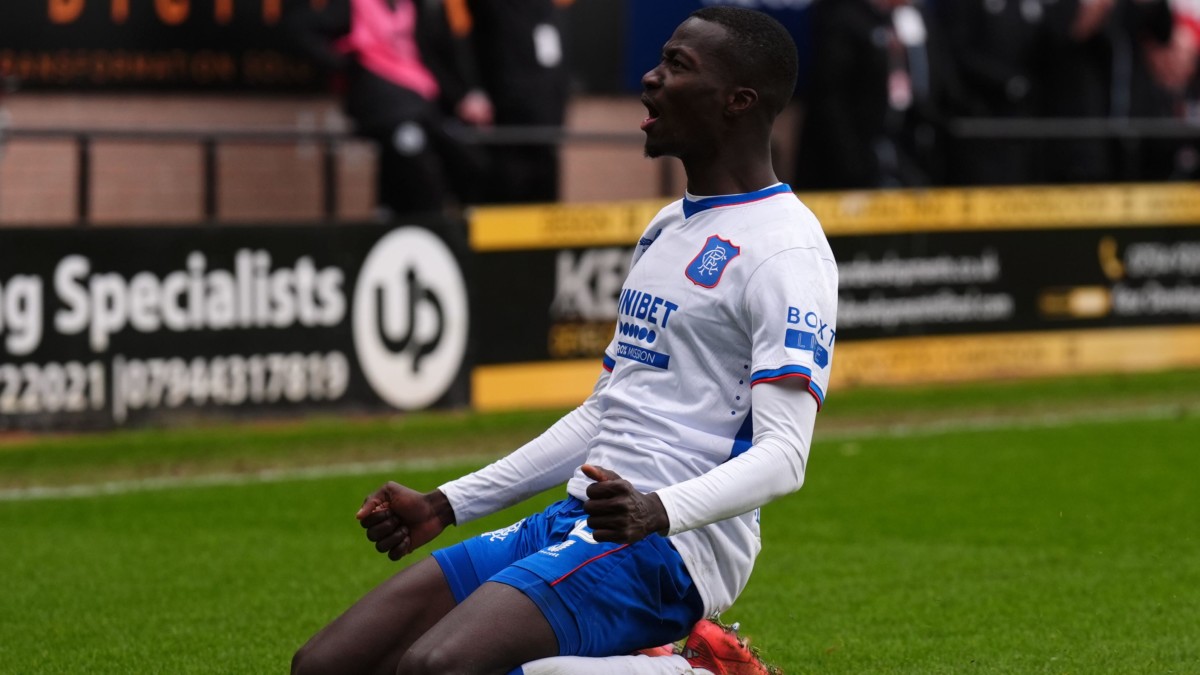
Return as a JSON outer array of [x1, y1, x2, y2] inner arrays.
[[641, 97, 660, 131]]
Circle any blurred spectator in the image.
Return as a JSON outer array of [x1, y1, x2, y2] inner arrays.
[[795, 0, 964, 190], [285, 0, 492, 219], [442, 0, 573, 204], [1145, 7, 1199, 93], [938, 0, 1045, 185], [1039, 0, 1175, 182], [1142, 0, 1200, 177]]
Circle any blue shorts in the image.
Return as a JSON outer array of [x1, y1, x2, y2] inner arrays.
[[431, 496, 704, 657]]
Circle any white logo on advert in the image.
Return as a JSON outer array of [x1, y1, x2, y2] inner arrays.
[[353, 227, 468, 410]]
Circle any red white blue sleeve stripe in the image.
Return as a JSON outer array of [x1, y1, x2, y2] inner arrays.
[[750, 365, 825, 409]]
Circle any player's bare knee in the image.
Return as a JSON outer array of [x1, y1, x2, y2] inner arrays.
[[290, 644, 317, 675], [290, 641, 335, 675], [395, 643, 475, 675]]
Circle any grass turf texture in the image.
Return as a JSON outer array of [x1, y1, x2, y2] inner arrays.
[[1, 370, 1198, 673]]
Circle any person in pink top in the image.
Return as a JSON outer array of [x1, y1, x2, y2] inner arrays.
[[286, 0, 493, 218]]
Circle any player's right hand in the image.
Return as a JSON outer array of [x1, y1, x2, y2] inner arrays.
[[356, 482, 453, 561]]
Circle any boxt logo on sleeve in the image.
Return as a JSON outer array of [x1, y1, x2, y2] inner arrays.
[[785, 307, 834, 369], [353, 227, 469, 410]]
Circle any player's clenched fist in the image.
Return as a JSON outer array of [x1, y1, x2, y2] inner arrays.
[[581, 464, 670, 543], [356, 482, 456, 561]]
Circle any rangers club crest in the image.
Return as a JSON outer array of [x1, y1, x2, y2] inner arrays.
[[686, 235, 740, 288]]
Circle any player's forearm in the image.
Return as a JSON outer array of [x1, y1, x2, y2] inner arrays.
[[654, 435, 804, 535], [439, 394, 602, 524]]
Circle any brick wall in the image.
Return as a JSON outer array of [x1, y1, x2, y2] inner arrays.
[[0, 93, 799, 226]]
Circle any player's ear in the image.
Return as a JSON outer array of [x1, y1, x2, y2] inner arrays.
[[725, 86, 758, 117]]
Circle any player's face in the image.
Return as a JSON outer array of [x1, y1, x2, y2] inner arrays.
[[640, 18, 733, 160]]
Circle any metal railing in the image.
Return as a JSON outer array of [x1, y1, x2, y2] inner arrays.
[[948, 117, 1200, 140], [2, 116, 1198, 226]]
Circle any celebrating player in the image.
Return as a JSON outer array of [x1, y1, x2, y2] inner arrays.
[[293, 7, 837, 675]]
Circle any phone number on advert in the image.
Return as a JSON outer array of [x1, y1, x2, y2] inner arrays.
[[1, 360, 106, 415], [112, 352, 350, 422], [0, 352, 351, 423]]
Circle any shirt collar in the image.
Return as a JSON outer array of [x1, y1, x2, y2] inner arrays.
[[682, 183, 792, 219]]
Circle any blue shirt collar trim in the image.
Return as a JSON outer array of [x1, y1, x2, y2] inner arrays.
[[682, 183, 793, 219]]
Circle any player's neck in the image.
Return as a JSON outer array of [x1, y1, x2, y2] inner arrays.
[[683, 161, 778, 198], [678, 126, 777, 196]]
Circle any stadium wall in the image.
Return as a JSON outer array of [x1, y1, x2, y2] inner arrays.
[[0, 94, 714, 223]]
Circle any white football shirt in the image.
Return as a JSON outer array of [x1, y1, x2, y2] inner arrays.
[[561, 183, 840, 613]]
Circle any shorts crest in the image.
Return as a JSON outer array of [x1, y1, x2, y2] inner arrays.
[[687, 235, 740, 288]]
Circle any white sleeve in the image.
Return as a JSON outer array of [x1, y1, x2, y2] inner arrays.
[[744, 247, 838, 409], [652, 377, 817, 535], [438, 370, 608, 525]]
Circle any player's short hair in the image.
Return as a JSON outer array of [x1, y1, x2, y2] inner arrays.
[[689, 6, 798, 118]]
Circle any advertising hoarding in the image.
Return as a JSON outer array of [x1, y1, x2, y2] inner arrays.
[[4, 183, 1198, 428], [469, 184, 1200, 409], [0, 0, 322, 89], [0, 221, 470, 430]]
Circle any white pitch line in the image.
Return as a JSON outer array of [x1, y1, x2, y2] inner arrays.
[[0, 404, 1192, 503], [0, 454, 500, 503], [816, 402, 1193, 442]]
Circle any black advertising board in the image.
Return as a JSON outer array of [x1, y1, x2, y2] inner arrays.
[[471, 227, 1200, 366], [0, 221, 472, 430], [466, 184, 1200, 409], [473, 245, 630, 366], [0, 0, 323, 89], [833, 226, 1200, 339], [6, 183, 1200, 427]]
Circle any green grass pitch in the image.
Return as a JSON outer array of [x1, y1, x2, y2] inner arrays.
[[1, 370, 1198, 674]]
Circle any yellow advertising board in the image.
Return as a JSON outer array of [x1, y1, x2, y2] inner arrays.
[[467, 183, 1200, 412]]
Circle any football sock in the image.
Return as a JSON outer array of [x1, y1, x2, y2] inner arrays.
[[518, 653, 712, 674]]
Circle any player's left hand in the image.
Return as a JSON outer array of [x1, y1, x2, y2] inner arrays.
[[581, 464, 670, 543], [356, 483, 454, 561]]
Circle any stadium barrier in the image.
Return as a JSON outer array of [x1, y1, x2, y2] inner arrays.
[[469, 183, 1200, 410], [0, 217, 474, 430]]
